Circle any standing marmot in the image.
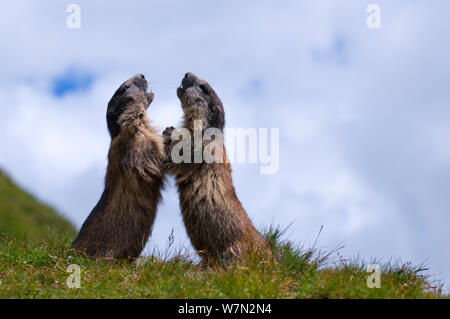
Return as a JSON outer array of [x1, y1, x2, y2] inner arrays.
[[71, 74, 165, 260], [163, 72, 267, 266]]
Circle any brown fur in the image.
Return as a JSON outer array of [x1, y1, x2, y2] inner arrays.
[[71, 74, 164, 260], [163, 73, 267, 266]]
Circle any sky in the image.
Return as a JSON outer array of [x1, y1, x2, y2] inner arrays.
[[0, 1, 449, 290]]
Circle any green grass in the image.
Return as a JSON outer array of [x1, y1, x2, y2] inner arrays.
[[0, 227, 446, 299], [0, 169, 446, 299], [0, 170, 76, 242]]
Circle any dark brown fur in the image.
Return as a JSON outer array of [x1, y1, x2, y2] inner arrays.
[[163, 73, 267, 266], [71, 74, 164, 260]]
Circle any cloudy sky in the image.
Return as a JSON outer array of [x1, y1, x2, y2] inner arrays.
[[0, 1, 449, 289]]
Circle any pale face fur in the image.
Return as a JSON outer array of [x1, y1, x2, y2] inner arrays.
[[107, 74, 154, 139], [177, 72, 225, 131]]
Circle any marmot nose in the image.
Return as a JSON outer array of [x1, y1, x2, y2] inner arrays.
[[130, 73, 145, 82], [182, 72, 197, 89], [131, 74, 147, 90]]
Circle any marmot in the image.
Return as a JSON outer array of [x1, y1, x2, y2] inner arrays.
[[163, 72, 267, 266], [71, 74, 165, 260]]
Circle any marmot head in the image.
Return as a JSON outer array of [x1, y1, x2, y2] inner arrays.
[[107, 74, 154, 139], [177, 73, 225, 131]]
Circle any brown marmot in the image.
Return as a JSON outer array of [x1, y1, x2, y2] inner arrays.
[[71, 74, 165, 260], [163, 72, 267, 266]]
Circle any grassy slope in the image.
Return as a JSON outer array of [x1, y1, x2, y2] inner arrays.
[[0, 228, 446, 298], [0, 170, 76, 242], [0, 170, 446, 298]]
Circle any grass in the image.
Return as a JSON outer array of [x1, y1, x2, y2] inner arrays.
[[0, 169, 446, 298], [0, 226, 446, 299], [0, 170, 76, 242]]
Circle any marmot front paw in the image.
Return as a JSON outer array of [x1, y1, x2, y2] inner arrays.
[[163, 126, 175, 138]]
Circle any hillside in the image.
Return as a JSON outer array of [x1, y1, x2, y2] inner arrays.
[[0, 169, 446, 299], [0, 169, 76, 242], [0, 227, 446, 298]]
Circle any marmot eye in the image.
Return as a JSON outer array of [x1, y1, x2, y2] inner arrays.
[[199, 85, 209, 95], [117, 85, 129, 95]]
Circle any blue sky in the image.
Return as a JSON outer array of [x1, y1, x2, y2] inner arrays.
[[0, 1, 449, 290], [51, 68, 95, 97]]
